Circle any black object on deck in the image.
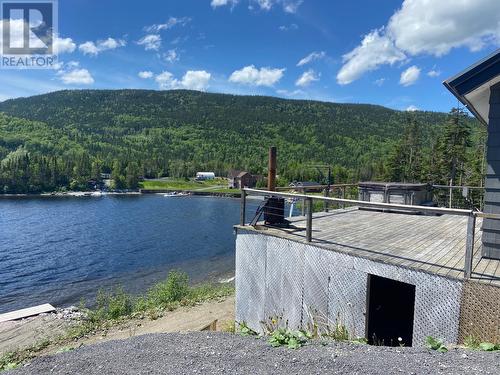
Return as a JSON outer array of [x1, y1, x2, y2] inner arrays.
[[263, 197, 285, 225]]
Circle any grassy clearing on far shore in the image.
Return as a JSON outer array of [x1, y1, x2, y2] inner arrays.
[[0, 271, 234, 372], [140, 178, 233, 192]]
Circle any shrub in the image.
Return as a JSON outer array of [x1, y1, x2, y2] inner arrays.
[[86, 286, 133, 322], [146, 270, 189, 307], [107, 287, 133, 319]]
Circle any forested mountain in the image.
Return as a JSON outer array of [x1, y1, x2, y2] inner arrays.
[[0, 89, 484, 193]]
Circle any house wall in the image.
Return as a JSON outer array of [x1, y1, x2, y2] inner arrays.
[[483, 82, 500, 259], [235, 229, 464, 346]]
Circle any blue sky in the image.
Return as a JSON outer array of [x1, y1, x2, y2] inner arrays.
[[0, 0, 499, 112]]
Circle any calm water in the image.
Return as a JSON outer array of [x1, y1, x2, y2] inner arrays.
[[0, 195, 246, 314]]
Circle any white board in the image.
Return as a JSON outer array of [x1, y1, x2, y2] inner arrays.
[[0, 303, 55, 323]]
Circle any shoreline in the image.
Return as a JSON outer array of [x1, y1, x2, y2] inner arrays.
[[0, 190, 241, 198]]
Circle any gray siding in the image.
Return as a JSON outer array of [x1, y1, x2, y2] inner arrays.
[[482, 82, 500, 259]]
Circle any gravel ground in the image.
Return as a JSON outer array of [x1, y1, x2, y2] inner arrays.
[[10, 332, 500, 375]]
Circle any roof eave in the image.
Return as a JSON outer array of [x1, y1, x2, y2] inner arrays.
[[442, 80, 488, 125]]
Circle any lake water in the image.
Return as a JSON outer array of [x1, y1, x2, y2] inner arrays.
[[0, 195, 247, 314]]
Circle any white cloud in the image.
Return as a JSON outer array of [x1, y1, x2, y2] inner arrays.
[[337, 0, 500, 84], [229, 65, 285, 86], [240, 0, 303, 13], [211, 0, 239, 8], [181, 71, 212, 91], [297, 51, 326, 67], [374, 78, 386, 86], [137, 34, 161, 51], [254, 0, 273, 10], [164, 49, 179, 63], [406, 105, 419, 112], [388, 0, 500, 56], [57, 68, 94, 85], [53, 36, 76, 54], [276, 89, 304, 97], [145, 17, 191, 33], [155, 70, 211, 91], [295, 69, 320, 87], [79, 38, 126, 56], [399, 65, 421, 86], [78, 41, 99, 55], [283, 0, 303, 13], [138, 71, 154, 79], [337, 29, 406, 85], [279, 23, 298, 31], [155, 71, 176, 88], [66, 61, 80, 68], [427, 69, 441, 78]]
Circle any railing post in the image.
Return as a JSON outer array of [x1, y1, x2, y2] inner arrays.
[[240, 189, 247, 226], [341, 186, 346, 209], [305, 197, 313, 242], [464, 213, 476, 278], [301, 187, 305, 216], [323, 188, 329, 212]]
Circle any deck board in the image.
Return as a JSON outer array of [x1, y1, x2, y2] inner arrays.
[[245, 208, 500, 286]]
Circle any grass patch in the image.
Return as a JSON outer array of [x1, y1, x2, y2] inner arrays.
[[83, 270, 233, 322], [140, 178, 227, 191]]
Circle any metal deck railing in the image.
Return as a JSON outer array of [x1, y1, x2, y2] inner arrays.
[[239, 188, 500, 279]]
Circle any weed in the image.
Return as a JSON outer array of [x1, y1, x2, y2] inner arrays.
[[325, 315, 349, 341], [0, 339, 51, 372], [352, 337, 368, 344], [464, 336, 499, 351], [260, 313, 285, 335], [425, 336, 448, 353], [237, 322, 258, 336], [464, 335, 481, 349], [221, 320, 236, 334], [478, 342, 500, 351], [268, 328, 310, 349]]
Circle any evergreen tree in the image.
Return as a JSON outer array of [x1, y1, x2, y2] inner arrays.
[[434, 108, 471, 185], [385, 117, 423, 182]]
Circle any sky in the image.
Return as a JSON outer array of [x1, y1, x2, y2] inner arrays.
[[0, 0, 499, 113]]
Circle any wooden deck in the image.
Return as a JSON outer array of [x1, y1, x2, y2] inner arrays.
[[247, 208, 500, 286]]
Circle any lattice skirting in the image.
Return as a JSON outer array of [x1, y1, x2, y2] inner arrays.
[[459, 281, 500, 343], [236, 229, 467, 346]]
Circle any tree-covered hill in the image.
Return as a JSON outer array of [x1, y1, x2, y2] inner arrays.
[[0, 89, 482, 193]]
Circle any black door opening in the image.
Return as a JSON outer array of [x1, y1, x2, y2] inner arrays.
[[366, 275, 415, 347]]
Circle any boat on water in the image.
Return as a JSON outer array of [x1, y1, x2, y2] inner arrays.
[[164, 191, 190, 197]]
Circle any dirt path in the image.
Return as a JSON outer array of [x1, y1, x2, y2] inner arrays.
[[80, 296, 234, 347]]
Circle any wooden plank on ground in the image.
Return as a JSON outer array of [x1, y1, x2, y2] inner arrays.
[[0, 303, 55, 323]]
